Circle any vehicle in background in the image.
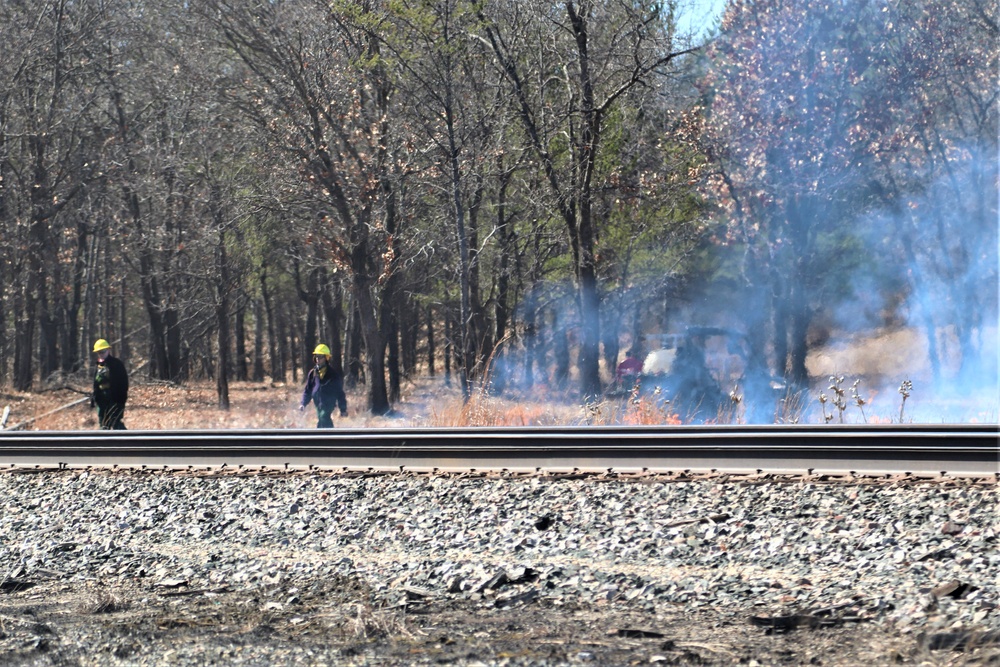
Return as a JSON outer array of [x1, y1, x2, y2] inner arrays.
[[615, 327, 786, 421]]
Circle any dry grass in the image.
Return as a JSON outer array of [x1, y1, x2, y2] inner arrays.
[[2, 351, 994, 431], [81, 588, 130, 615], [3, 375, 986, 430], [5, 376, 590, 431], [344, 602, 413, 640], [75, 581, 143, 615], [1, 325, 992, 429], [6, 381, 352, 431], [585, 391, 684, 426], [427, 390, 583, 427]]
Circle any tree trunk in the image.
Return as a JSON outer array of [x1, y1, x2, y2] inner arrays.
[[468, 182, 490, 375], [234, 300, 248, 381], [61, 220, 88, 374], [387, 310, 400, 404], [252, 298, 266, 382], [0, 294, 7, 384], [568, 2, 603, 401], [39, 288, 59, 382], [447, 115, 475, 401], [119, 287, 128, 369], [344, 295, 364, 388], [165, 304, 183, 382], [524, 290, 538, 389], [443, 309, 453, 387], [275, 311, 288, 384], [17, 149, 52, 391], [573, 220, 603, 397], [353, 278, 390, 415], [788, 276, 810, 388], [426, 304, 436, 377], [602, 308, 620, 383], [216, 299, 231, 410], [137, 243, 170, 381], [377, 267, 402, 406], [553, 308, 570, 389], [400, 297, 418, 379], [786, 196, 813, 388], [631, 302, 643, 356], [493, 156, 514, 352], [0, 131, 8, 384], [214, 201, 231, 411], [287, 307, 300, 383], [261, 270, 282, 382], [296, 264, 320, 370], [320, 273, 345, 375], [13, 284, 36, 391]]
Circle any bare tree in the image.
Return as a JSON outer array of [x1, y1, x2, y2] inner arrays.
[[202, 0, 410, 414], [383, 0, 524, 398], [479, 0, 695, 398], [0, 0, 108, 389]]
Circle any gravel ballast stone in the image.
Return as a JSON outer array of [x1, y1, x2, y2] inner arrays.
[[0, 469, 997, 666]]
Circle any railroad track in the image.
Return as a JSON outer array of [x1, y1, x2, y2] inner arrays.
[[0, 424, 996, 477]]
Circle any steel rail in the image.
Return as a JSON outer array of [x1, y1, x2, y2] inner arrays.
[[0, 425, 996, 477]]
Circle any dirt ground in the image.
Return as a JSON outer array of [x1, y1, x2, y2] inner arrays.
[[4, 576, 981, 667], [0, 328, 1000, 430], [2, 376, 592, 432], [3, 323, 996, 430]]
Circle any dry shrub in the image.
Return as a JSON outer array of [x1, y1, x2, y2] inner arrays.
[[428, 381, 584, 427], [621, 398, 682, 425], [346, 603, 412, 640], [585, 391, 683, 426], [430, 395, 567, 427], [81, 588, 130, 614], [775, 388, 807, 423]]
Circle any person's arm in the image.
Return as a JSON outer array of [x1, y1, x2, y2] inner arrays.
[[110, 358, 129, 405], [336, 376, 347, 416], [300, 371, 314, 409]]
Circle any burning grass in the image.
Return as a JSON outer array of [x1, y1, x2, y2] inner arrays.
[[5, 377, 993, 431], [429, 396, 577, 427]]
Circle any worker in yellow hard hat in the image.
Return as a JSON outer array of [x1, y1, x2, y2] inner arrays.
[[91, 339, 129, 430], [299, 343, 347, 428]]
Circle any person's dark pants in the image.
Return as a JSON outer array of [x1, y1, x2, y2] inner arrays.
[[315, 406, 334, 429], [97, 402, 127, 430]]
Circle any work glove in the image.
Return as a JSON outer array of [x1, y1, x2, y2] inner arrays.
[[340, 410, 348, 417], [299, 404, 306, 412]]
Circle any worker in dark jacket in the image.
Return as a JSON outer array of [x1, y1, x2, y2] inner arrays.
[[92, 339, 128, 430], [299, 344, 347, 428]]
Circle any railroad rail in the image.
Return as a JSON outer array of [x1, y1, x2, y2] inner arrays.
[[0, 424, 996, 477]]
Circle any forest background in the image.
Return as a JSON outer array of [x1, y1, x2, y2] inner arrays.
[[0, 0, 996, 424]]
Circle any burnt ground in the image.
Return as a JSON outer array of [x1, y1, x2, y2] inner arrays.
[[1, 577, 993, 666]]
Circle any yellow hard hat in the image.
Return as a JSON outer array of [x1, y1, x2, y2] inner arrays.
[[92, 339, 111, 352], [312, 344, 332, 357]]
